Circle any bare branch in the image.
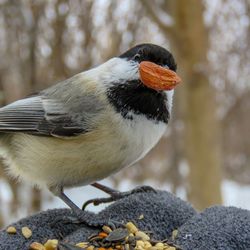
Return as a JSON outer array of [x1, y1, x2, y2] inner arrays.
[[222, 90, 250, 124], [139, 0, 174, 35]]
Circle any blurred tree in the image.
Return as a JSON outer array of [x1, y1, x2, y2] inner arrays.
[[207, 0, 250, 184], [141, 0, 222, 209], [0, 0, 26, 226], [50, 0, 68, 80]]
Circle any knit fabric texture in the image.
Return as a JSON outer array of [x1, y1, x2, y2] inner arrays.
[[1, 189, 249, 250]]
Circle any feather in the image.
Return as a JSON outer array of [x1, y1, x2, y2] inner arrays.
[[0, 93, 100, 137]]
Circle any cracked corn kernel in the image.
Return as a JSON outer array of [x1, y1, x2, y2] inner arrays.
[[138, 214, 144, 220], [154, 242, 164, 249], [126, 222, 138, 234], [29, 242, 46, 250], [144, 241, 152, 248], [22, 227, 32, 239], [172, 229, 178, 240], [86, 246, 94, 250], [136, 240, 145, 248], [75, 242, 89, 248], [135, 231, 150, 241], [44, 239, 58, 250], [6, 226, 17, 234], [102, 225, 112, 233]]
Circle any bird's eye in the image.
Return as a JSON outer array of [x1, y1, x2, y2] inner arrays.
[[133, 53, 140, 61]]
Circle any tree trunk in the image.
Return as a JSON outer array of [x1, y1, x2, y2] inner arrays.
[[140, 0, 223, 209], [168, 0, 222, 209]]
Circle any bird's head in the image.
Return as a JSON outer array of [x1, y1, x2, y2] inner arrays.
[[95, 43, 181, 123], [118, 43, 181, 91]]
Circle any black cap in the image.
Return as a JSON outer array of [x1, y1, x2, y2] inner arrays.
[[119, 43, 177, 72]]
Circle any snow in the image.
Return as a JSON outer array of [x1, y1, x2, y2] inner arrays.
[[1, 177, 250, 226], [42, 178, 250, 214], [42, 179, 113, 213], [222, 180, 250, 209]]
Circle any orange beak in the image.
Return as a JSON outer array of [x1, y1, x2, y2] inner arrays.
[[139, 61, 182, 91]]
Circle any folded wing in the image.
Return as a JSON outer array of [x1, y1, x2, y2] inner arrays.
[[0, 96, 88, 137]]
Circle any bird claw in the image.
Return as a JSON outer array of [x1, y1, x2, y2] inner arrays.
[[82, 196, 115, 210], [104, 219, 125, 230], [50, 210, 105, 228], [49, 215, 81, 229], [82, 185, 157, 210]]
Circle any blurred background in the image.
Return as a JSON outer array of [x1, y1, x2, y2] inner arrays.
[[0, 0, 249, 227]]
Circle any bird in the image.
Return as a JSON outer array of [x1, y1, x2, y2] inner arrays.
[[0, 43, 181, 225]]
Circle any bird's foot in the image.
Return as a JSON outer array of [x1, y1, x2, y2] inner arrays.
[[49, 186, 124, 228], [52, 207, 123, 229], [82, 184, 157, 210], [72, 208, 123, 228]]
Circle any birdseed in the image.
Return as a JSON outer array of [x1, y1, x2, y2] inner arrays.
[[138, 214, 144, 220], [22, 226, 32, 239], [27, 221, 181, 250], [171, 230, 178, 240], [29, 242, 46, 250], [126, 222, 138, 234], [6, 226, 17, 234], [44, 239, 58, 250]]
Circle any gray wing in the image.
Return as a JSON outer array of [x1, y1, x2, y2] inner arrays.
[[0, 94, 102, 137]]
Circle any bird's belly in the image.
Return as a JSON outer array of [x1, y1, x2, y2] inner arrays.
[[0, 114, 166, 188]]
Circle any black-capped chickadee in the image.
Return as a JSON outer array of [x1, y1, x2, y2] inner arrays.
[[0, 43, 181, 224]]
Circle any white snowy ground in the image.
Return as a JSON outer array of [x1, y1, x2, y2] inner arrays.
[[43, 179, 250, 211], [1, 178, 250, 226]]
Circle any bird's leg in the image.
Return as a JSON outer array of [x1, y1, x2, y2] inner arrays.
[[92, 182, 120, 195], [82, 182, 156, 210], [49, 186, 108, 228], [92, 182, 157, 198], [56, 188, 82, 215]]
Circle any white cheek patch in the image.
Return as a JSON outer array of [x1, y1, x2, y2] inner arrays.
[[98, 58, 139, 85]]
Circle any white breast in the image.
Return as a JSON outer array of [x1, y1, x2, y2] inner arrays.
[[116, 112, 167, 167]]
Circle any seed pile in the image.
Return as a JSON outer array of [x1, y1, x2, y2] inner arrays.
[[65, 222, 180, 250], [6, 222, 180, 250]]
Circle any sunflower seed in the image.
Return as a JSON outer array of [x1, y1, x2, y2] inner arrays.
[[106, 228, 129, 242]]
